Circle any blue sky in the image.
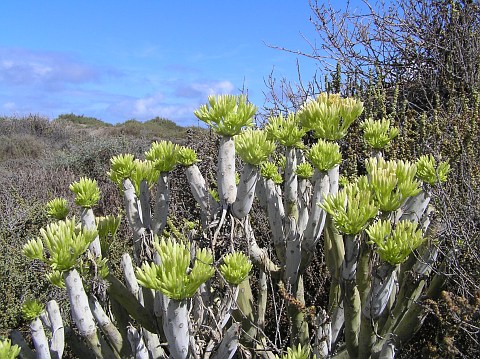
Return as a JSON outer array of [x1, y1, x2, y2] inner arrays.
[[1, 1, 363, 126]]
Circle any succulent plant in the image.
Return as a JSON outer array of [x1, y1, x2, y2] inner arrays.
[[235, 129, 276, 166], [260, 162, 283, 184], [266, 112, 306, 148], [177, 146, 199, 167], [21, 299, 44, 321], [295, 162, 314, 179], [69, 177, 100, 208], [416, 154, 451, 185], [276, 343, 315, 359], [366, 219, 424, 264], [194, 94, 257, 136], [298, 93, 363, 140], [361, 118, 399, 149], [321, 178, 378, 235], [145, 140, 180, 173], [22, 217, 97, 272], [306, 139, 342, 171], [219, 251, 253, 285], [0, 339, 21, 359], [46, 198, 69, 220], [136, 237, 214, 300]]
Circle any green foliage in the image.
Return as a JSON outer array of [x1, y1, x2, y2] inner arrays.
[[21, 299, 44, 321], [366, 219, 424, 264], [276, 344, 315, 359], [177, 146, 199, 167], [361, 118, 399, 149], [145, 140, 179, 173], [219, 251, 253, 285], [0, 338, 21, 359], [194, 94, 256, 136], [298, 93, 363, 140], [46, 198, 69, 220], [46, 270, 66, 289], [295, 162, 314, 179], [108, 154, 136, 187], [366, 157, 422, 212], [69, 177, 101, 208], [235, 129, 276, 165], [265, 113, 306, 148], [321, 178, 378, 235], [260, 162, 283, 184], [136, 237, 215, 300], [96, 215, 122, 254], [306, 139, 342, 171], [23, 217, 98, 272], [416, 154, 451, 185]]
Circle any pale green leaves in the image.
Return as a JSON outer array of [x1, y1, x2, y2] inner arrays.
[[69, 177, 100, 208], [219, 251, 253, 286], [46, 198, 69, 220], [22, 217, 98, 272], [266, 113, 306, 148], [321, 178, 378, 235], [109, 155, 159, 195], [416, 155, 450, 185], [260, 162, 283, 184], [366, 157, 422, 212], [362, 118, 399, 149], [275, 344, 316, 359], [136, 237, 215, 300], [306, 139, 342, 171], [46, 270, 66, 288], [194, 94, 257, 136], [108, 153, 136, 185], [235, 129, 276, 166], [177, 146, 199, 167], [21, 299, 44, 321], [366, 219, 424, 264], [145, 141, 180, 173], [96, 215, 122, 254], [295, 162, 314, 179], [0, 339, 21, 359], [298, 93, 363, 140]]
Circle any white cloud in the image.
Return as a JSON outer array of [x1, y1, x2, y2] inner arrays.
[[109, 80, 236, 124], [174, 80, 235, 98], [0, 47, 114, 90]]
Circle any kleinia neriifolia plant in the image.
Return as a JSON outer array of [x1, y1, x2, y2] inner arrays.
[[14, 93, 450, 359]]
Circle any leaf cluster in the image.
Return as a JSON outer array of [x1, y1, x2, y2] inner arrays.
[[136, 237, 215, 300], [194, 94, 256, 136]]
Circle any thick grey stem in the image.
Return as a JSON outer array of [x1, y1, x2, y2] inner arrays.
[[363, 263, 396, 320], [64, 269, 116, 358], [211, 323, 241, 359], [121, 253, 143, 303], [30, 317, 51, 359], [218, 136, 237, 206], [89, 295, 125, 357], [263, 178, 285, 262], [80, 207, 101, 258], [301, 170, 329, 271], [314, 308, 331, 359], [162, 298, 189, 359], [232, 163, 259, 219], [123, 178, 147, 262], [46, 300, 64, 359], [153, 172, 169, 235], [127, 326, 150, 359], [186, 164, 218, 223], [139, 180, 152, 230]]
